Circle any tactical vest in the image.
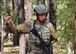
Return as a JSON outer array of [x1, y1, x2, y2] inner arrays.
[[28, 20, 52, 52]]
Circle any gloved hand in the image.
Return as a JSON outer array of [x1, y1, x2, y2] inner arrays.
[[5, 16, 13, 26]]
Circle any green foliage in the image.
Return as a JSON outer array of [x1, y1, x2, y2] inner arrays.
[[56, 0, 74, 41], [12, 14, 19, 25], [4, 4, 11, 16], [56, 0, 74, 53]]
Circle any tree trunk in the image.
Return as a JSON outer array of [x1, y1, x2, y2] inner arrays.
[[0, 1, 1, 53], [12, 0, 19, 24], [12, 0, 14, 11], [25, 0, 33, 54], [0, 0, 1, 19], [0, 15, 3, 54], [19, 34, 26, 54], [1, 0, 5, 54], [74, 0, 76, 54], [48, 0, 56, 29], [2, 0, 8, 5], [74, 21, 76, 53], [74, 12, 76, 54], [18, 0, 25, 54], [12, 0, 18, 15], [0, 18, 1, 53], [18, 0, 25, 22], [25, 0, 33, 21]]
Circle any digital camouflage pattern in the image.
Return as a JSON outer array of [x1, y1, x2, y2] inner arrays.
[[28, 20, 55, 52], [5, 19, 58, 53], [4, 4, 58, 54]]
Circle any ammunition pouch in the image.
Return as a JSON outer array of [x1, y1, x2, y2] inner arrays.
[[34, 42, 41, 47], [34, 41, 51, 48]]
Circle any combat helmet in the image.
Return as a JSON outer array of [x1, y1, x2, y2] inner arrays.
[[34, 4, 48, 14]]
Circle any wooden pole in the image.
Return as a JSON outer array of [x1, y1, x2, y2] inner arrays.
[[74, 0, 76, 54], [1, 12, 4, 54], [19, 34, 26, 54]]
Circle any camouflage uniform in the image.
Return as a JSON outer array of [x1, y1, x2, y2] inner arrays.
[[28, 20, 56, 54], [5, 4, 58, 54]]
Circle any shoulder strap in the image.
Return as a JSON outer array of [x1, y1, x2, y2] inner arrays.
[[33, 20, 36, 28]]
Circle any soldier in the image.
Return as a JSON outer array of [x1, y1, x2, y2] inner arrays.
[[5, 4, 57, 54]]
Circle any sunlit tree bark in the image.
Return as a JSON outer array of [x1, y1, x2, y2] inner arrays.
[[12, 0, 18, 16], [0, 1, 1, 53], [25, 0, 33, 21], [1, 0, 5, 54], [18, 0, 25, 54], [25, 0, 33, 54], [74, 0, 76, 53], [18, 0, 25, 21]]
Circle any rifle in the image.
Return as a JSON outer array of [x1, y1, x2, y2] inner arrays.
[[30, 28, 51, 54]]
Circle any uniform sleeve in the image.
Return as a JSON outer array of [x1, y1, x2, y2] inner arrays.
[[4, 24, 17, 33], [4, 21, 32, 34], [50, 23, 57, 41], [16, 21, 32, 33]]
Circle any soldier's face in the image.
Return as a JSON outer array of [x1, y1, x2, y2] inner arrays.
[[38, 14, 47, 22]]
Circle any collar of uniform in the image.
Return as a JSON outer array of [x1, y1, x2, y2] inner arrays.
[[35, 20, 48, 29]]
